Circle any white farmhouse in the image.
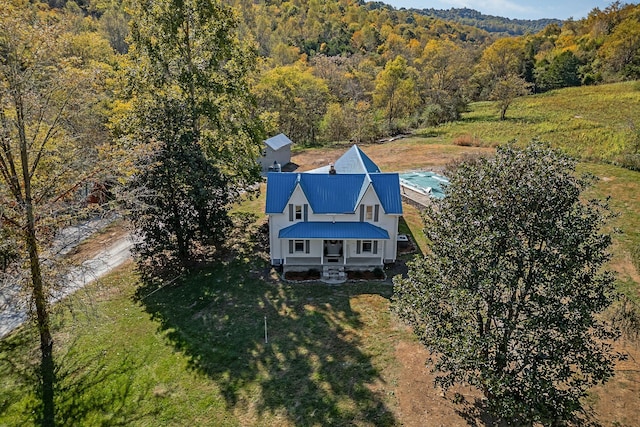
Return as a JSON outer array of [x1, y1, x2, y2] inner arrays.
[[265, 145, 402, 280]]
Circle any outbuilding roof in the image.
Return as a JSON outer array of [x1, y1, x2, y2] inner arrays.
[[265, 133, 292, 151], [278, 221, 390, 239]]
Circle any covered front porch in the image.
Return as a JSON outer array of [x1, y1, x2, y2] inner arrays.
[[277, 221, 391, 273]]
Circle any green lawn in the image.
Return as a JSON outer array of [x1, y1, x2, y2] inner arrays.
[[417, 81, 640, 164], [0, 260, 412, 426]]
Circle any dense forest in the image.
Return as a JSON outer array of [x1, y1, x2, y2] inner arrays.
[[11, 0, 640, 146]]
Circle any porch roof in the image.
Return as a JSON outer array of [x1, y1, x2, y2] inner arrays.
[[278, 221, 390, 239]]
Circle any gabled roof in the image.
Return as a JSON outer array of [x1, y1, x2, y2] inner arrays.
[[370, 174, 403, 214], [265, 173, 366, 214], [307, 144, 381, 174], [299, 174, 366, 214], [279, 222, 390, 239], [265, 172, 298, 213], [266, 145, 402, 216], [265, 172, 402, 215], [265, 133, 292, 151]]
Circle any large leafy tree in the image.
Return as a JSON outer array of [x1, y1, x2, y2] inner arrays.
[[0, 3, 113, 425], [254, 64, 328, 145], [373, 56, 419, 132], [125, 99, 231, 270], [416, 39, 474, 125], [534, 50, 582, 92], [394, 143, 619, 425], [124, 0, 263, 270]]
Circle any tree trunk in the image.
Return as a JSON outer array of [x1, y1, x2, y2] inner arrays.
[[17, 89, 56, 425], [25, 189, 55, 426]]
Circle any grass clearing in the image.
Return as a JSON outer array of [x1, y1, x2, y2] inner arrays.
[[416, 81, 640, 163], [0, 259, 416, 426]]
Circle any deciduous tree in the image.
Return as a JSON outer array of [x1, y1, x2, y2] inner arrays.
[[0, 4, 113, 425], [254, 64, 328, 145], [490, 73, 531, 120], [416, 39, 474, 125], [373, 56, 419, 132], [394, 143, 619, 425], [123, 0, 264, 271]]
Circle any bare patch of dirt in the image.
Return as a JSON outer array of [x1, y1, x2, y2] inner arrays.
[[589, 339, 640, 426], [292, 141, 494, 172], [394, 340, 483, 426]]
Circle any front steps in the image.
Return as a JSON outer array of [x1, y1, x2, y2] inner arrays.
[[321, 266, 346, 284]]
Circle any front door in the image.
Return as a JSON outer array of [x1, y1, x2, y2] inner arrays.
[[324, 240, 343, 259]]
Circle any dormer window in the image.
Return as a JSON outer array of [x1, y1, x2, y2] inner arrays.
[[360, 204, 380, 222], [289, 203, 308, 222]]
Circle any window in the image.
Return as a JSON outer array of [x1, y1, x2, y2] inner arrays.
[[360, 204, 379, 222], [289, 204, 308, 222], [365, 205, 373, 220], [289, 239, 310, 254], [362, 240, 373, 253]]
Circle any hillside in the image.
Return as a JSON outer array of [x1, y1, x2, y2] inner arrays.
[[403, 7, 561, 35], [419, 81, 640, 167]]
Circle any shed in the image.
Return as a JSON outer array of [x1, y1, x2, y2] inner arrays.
[[258, 133, 292, 173]]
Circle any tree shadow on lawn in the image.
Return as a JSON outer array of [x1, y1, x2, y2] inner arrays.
[[0, 329, 156, 426], [135, 260, 397, 426]]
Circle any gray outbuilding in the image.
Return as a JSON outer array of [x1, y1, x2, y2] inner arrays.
[[258, 133, 292, 173]]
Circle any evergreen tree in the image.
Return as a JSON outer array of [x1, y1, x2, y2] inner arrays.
[[394, 143, 619, 425]]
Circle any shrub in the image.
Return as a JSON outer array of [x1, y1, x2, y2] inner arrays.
[[452, 133, 482, 147]]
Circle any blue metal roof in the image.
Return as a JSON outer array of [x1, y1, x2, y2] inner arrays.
[[265, 172, 298, 213], [299, 174, 365, 214], [266, 172, 403, 215], [279, 222, 390, 239], [370, 173, 403, 214]]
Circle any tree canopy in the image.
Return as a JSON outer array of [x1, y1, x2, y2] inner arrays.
[[393, 143, 620, 425], [121, 0, 264, 272]]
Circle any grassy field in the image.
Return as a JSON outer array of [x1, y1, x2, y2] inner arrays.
[[1, 82, 639, 426], [414, 81, 640, 165]]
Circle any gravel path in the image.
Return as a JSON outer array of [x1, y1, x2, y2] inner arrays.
[[0, 219, 133, 339]]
